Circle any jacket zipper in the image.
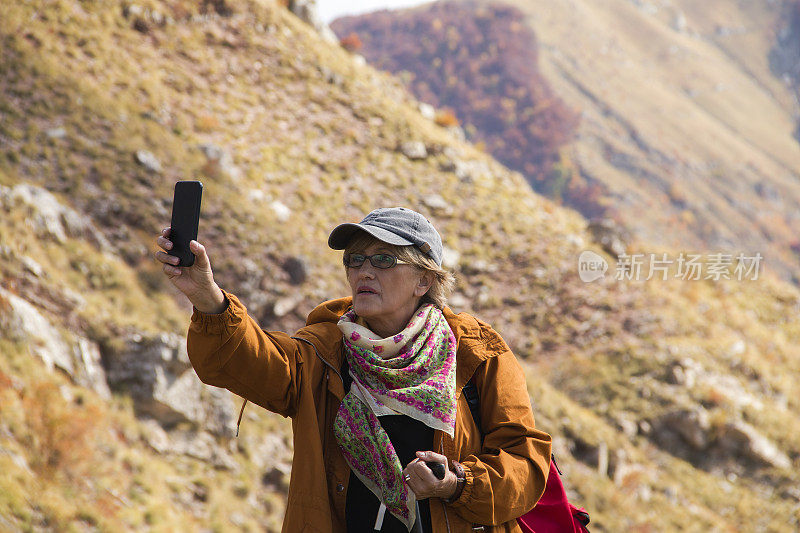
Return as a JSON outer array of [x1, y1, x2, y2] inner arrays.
[[292, 336, 343, 381], [292, 337, 342, 493]]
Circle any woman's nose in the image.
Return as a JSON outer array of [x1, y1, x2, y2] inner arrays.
[[356, 263, 377, 278]]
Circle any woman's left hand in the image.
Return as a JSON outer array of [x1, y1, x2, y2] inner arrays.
[[403, 451, 458, 500]]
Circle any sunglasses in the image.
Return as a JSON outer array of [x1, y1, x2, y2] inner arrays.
[[343, 253, 411, 269]]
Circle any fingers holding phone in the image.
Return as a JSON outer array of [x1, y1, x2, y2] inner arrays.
[[156, 229, 224, 313], [155, 181, 227, 314]]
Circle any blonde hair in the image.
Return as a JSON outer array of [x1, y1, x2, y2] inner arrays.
[[344, 232, 455, 309]]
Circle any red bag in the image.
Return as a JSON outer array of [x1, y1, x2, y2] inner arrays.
[[462, 382, 590, 532], [516, 456, 590, 533]]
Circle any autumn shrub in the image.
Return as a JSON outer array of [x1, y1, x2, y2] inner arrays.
[[331, 2, 579, 184], [434, 108, 459, 128], [339, 32, 362, 52], [22, 382, 104, 478]]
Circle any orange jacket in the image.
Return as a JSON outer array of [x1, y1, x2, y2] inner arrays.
[[187, 290, 551, 532]]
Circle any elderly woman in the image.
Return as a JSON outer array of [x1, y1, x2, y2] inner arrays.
[[155, 207, 551, 532]]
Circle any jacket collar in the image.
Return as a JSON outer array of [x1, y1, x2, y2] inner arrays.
[[297, 297, 509, 394]]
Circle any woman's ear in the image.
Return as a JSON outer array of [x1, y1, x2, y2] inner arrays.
[[414, 271, 434, 298]]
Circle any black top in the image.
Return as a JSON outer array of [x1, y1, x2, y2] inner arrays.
[[342, 359, 434, 533]]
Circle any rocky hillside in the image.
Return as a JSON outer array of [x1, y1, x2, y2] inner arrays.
[[332, 0, 800, 284], [1, 0, 799, 531]]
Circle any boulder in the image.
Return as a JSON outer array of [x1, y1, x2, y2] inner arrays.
[[102, 332, 236, 435], [1, 288, 73, 374], [418, 102, 436, 120], [441, 246, 461, 270], [1, 184, 112, 249], [399, 141, 427, 160], [171, 429, 238, 471], [282, 256, 308, 285], [273, 294, 303, 318], [718, 421, 791, 470], [134, 150, 162, 173], [198, 143, 241, 181], [140, 418, 171, 454], [587, 218, 630, 258], [46, 127, 67, 139], [0, 288, 112, 399], [73, 337, 112, 400], [288, 0, 338, 44], [422, 194, 452, 214], [270, 200, 291, 222], [653, 407, 711, 450]]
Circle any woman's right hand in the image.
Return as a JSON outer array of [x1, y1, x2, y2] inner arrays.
[[154, 227, 227, 314]]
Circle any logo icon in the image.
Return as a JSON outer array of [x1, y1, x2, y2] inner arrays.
[[578, 251, 607, 282]]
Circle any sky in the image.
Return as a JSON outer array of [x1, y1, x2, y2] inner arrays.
[[317, 0, 430, 23]]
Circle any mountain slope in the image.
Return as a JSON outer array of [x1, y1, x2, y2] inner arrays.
[[0, 0, 799, 531], [332, 0, 800, 283]]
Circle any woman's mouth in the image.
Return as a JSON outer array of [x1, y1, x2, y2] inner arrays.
[[357, 286, 378, 295]]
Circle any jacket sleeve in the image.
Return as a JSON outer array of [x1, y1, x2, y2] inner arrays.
[[448, 349, 552, 525], [186, 289, 309, 417]]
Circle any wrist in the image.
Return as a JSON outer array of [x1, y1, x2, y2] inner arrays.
[[443, 460, 465, 503], [194, 286, 227, 314]]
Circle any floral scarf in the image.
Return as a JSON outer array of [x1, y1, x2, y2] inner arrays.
[[334, 304, 458, 531]]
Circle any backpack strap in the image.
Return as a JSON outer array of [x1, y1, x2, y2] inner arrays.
[[462, 379, 482, 434]]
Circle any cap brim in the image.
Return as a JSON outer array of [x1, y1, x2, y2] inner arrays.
[[328, 223, 414, 250]]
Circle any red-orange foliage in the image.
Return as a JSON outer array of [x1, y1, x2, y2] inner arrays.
[[332, 2, 580, 188], [339, 32, 363, 52], [434, 108, 460, 127], [22, 382, 104, 477]]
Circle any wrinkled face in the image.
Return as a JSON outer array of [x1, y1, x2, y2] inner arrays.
[[346, 241, 430, 335]]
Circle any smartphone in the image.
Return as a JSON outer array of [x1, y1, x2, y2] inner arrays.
[[168, 180, 203, 267]]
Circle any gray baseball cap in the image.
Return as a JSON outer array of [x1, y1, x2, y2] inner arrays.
[[328, 207, 443, 266]]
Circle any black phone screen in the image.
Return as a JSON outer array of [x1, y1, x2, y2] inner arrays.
[[169, 180, 203, 267]]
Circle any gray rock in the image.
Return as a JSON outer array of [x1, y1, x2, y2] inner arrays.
[[46, 127, 66, 139], [587, 218, 630, 258], [2, 184, 111, 248], [400, 141, 427, 160], [447, 292, 469, 310], [103, 331, 239, 435], [719, 421, 791, 470], [441, 246, 461, 270], [440, 158, 492, 184], [318, 65, 343, 86], [20, 256, 44, 277], [0, 288, 111, 398], [103, 332, 199, 425], [171, 430, 238, 471], [270, 201, 291, 222], [73, 337, 112, 399], [656, 407, 711, 450], [0, 287, 74, 374], [463, 259, 498, 275], [134, 150, 162, 173], [422, 194, 452, 214], [671, 11, 687, 33], [140, 418, 171, 454], [204, 387, 237, 438], [418, 102, 436, 120], [282, 256, 308, 285], [273, 294, 303, 317], [9, 184, 69, 243], [198, 143, 241, 181], [288, 0, 338, 44]]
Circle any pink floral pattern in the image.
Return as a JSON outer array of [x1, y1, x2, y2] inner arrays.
[[334, 304, 457, 530]]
